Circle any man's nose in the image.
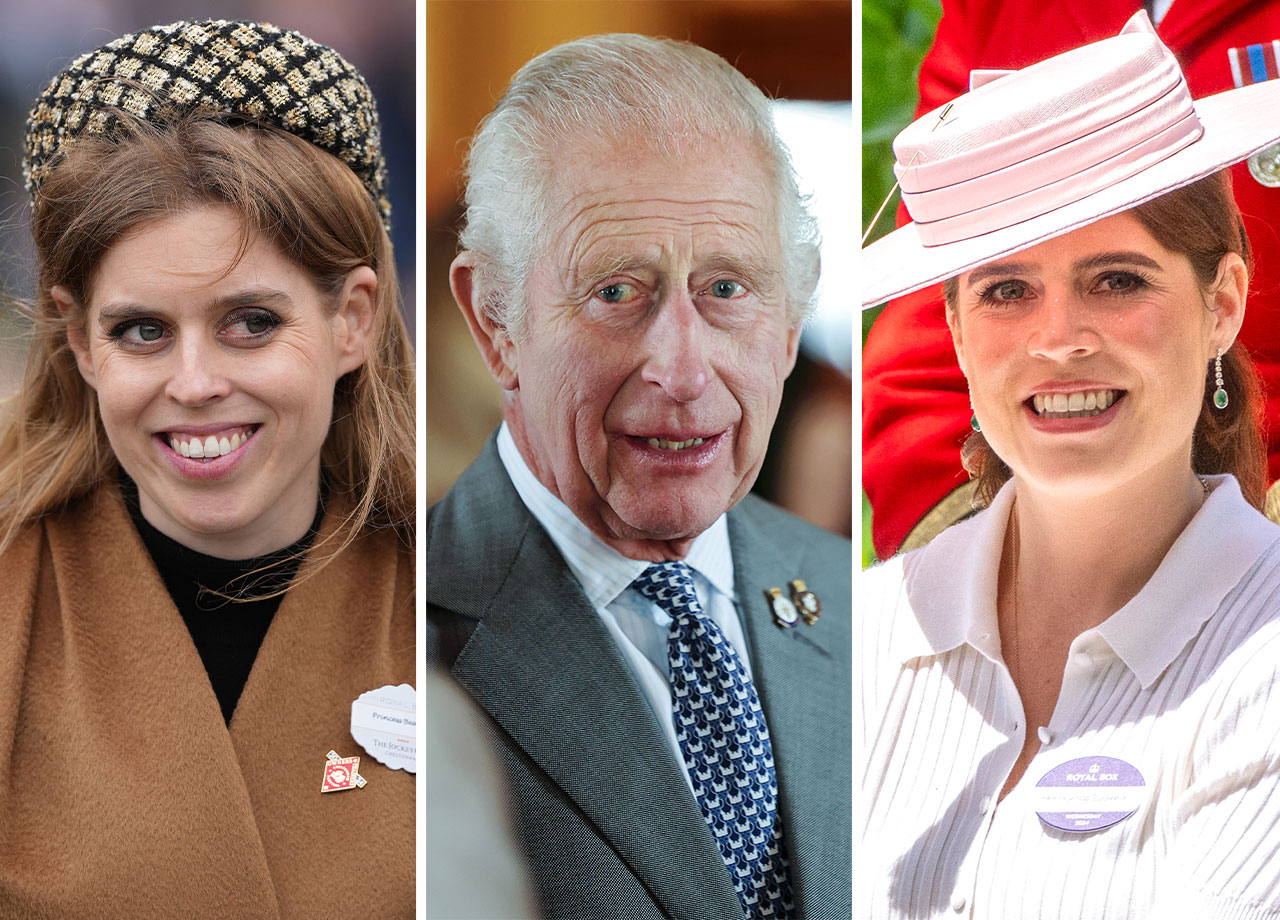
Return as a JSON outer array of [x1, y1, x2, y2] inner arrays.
[[164, 335, 232, 406], [1027, 290, 1100, 362], [640, 289, 710, 402]]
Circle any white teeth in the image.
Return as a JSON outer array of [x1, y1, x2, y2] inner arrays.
[[645, 437, 706, 450], [167, 427, 254, 461], [1033, 389, 1119, 419]]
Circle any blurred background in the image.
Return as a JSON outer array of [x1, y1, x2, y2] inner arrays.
[[426, 0, 854, 538], [861, 0, 940, 562], [0, 0, 416, 400]]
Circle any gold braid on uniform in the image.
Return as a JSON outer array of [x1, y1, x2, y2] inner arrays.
[[23, 19, 389, 229]]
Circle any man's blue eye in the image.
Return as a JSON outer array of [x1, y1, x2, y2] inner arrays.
[[709, 280, 744, 298], [597, 283, 638, 303], [137, 323, 164, 341]]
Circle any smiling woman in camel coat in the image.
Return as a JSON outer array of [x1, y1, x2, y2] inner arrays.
[[0, 484, 414, 918], [0, 19, 416, 917]]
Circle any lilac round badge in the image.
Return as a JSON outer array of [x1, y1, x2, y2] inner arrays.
[[1033, 756, 1145, 832]]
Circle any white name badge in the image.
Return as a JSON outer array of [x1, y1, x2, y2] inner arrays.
[[351, 683, 416, 774], [1033, 756, 1145, 832]]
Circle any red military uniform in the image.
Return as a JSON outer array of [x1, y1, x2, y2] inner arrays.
[[864, 0, 1280, 558]]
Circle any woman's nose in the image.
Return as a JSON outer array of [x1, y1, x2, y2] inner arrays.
[[1026, 291, 1100, 361], [164, 336, 232, 406]]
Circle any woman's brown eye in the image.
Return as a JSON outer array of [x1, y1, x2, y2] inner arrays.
[[978, 280, 1027, 303]]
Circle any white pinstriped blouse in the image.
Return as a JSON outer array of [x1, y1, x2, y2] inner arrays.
[[858, 476, 1280, 919]]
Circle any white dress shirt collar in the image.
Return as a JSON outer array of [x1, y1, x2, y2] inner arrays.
[[496, 423, 737, 605], [897, 474, 1280, 688]]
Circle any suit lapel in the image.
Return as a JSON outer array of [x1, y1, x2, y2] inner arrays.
[[435, 442, 743, 919], [730, 503, 851, 920]]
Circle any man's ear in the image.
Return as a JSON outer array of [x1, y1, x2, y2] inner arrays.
[[52, 284, 96, 389], [781, 323, 801, 380], [451, 251, 518, 390], [333, 265, 377, 376], [1208, 252, 1247, 355]]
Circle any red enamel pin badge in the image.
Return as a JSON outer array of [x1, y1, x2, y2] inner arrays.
[[321, 749, 367, 793]]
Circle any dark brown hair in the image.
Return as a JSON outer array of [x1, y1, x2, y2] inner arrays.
[[949, 170, 1266, 510], [0, 114, 415, 555]]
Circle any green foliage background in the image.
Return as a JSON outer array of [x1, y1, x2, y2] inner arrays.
[[861, 0, 941, 566]]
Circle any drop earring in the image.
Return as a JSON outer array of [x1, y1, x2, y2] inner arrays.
[[1213, 347, 1228, 410], [970, 398, 981, 431]]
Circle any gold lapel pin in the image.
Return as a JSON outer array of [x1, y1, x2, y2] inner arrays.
[[764, 586, 800, 629], [321, 749, 367, 793], [789, 579, 821, 625]]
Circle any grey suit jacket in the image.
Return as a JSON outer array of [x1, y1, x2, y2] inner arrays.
[[427, 436, 852, 920]]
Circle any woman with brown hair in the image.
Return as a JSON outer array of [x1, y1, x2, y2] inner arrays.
[[0, 21, 413, 916], [859, 13, 1280, 919]]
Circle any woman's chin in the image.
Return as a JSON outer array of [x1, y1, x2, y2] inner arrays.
[[136, 487, 311, 559]]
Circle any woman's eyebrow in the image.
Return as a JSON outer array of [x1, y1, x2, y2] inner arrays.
[[94, 290, 294, 330], [209, 289, 293, 310], [96, 304, 151, 324], [965, 260, 1035, 286], [1073, 251, 1163, 272], [964, 251, 1166, 288]]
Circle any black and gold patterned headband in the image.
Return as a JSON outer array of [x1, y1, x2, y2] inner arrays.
[[24, 20, 389, 228]]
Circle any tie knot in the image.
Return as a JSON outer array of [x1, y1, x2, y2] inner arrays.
[[632, 562, 701, 617]]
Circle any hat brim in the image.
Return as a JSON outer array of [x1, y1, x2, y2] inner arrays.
[[861, 78, 1280, 309]]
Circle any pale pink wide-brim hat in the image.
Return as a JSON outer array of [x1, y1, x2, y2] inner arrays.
[[861, 11, 1280, 309]]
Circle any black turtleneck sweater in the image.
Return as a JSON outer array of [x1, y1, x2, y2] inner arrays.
[[120, 476, 322, 723]]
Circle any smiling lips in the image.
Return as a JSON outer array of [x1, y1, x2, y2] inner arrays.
[[645, 436, 706, 450], [167, 425, 257, 461], [1031, 389, 1121, 419]]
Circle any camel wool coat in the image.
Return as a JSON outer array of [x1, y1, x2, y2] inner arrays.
[[0, 483, 414, 918]]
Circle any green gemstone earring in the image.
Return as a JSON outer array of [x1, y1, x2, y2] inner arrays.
[[1213, 347, 1228, 410], [970, 413, 981, 432]]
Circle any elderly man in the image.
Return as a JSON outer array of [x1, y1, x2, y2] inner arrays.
[[427, 34, 851, 920]]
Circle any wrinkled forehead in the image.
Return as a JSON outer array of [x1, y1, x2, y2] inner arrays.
[[539, 134, 784, 273]]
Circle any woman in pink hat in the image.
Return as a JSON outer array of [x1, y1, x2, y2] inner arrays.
[[860, 12, 1280, 918]]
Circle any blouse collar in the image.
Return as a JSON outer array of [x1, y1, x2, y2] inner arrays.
[[897, 475, 1280, 688]]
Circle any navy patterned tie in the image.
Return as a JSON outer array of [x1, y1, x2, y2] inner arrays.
[[632, 562, 793, 919]]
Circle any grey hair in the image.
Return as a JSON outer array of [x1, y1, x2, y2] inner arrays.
[[458, 33, 821, 338]]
